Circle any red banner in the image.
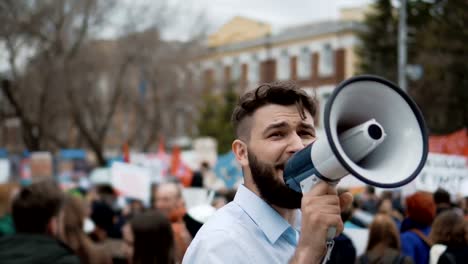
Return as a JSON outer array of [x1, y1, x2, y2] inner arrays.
[[429, 128, 468, 156]]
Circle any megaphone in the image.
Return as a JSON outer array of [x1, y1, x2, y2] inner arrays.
[[283, 75, 428, 241]]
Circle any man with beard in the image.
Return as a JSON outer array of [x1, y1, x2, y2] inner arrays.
[[183, 82, 353, 264]]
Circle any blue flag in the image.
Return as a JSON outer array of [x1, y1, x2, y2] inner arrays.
[[214, 151, 243, 189]]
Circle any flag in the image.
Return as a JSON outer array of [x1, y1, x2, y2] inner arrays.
[[122, 142, 130, 163], [214, 151, 243, 189], [170, 145, 193, 187]]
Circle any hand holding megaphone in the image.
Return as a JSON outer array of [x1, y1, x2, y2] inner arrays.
[[284, 75, 429, 263]]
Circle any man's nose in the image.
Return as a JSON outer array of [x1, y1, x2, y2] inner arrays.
[[287, 133, 306, 154]]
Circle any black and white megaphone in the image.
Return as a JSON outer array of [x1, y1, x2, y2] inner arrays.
[[283, 75, 428, 245]]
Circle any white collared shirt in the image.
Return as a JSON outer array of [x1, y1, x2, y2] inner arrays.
[[182, 184, 301, 264]]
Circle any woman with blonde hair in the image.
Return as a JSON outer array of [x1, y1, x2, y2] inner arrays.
[[59, 194, 112, 264], [429, 209, 468, 264], [357, 214, 413, 264]]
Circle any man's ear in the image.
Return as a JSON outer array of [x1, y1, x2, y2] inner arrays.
[[232, 139, 249, 167], [47, 216, 59, 237]]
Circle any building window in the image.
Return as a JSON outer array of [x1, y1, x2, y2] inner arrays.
[[319, 44, 334, 76], [215, 61, 224, 86], [231, 57, 241, 81], [249, 54, 259, 84], [277, 49, 290, 80], [298, 46, 312, 79]]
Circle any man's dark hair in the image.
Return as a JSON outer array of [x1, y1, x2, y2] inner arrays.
[[12, 180, 64, 233], [231, 81, 317, 140], [433, 188, 451, 205]]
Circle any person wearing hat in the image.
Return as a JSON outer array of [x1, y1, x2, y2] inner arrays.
[[400, 192, 436, 264]]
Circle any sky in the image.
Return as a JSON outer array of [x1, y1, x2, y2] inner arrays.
[[161, 0, 373, 40]]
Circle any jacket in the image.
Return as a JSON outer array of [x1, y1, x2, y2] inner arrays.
[[0, 233, 80, 264]]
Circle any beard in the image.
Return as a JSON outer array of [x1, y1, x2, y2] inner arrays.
[[248, 149, 302, 209]]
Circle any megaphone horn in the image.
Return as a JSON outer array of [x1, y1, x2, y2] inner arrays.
[[284, 75, 428, 193]]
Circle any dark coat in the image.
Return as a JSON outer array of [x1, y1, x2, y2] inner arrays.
[[0, 233, 80, 264]]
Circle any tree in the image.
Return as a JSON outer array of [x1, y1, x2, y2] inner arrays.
[[0, 0, 114, 152], [197, 83, 238, 154], [356, 0, 433, 83], [410, 0, 468, 134], [0, 0, 208, 165], [356, 0, 398, 83]]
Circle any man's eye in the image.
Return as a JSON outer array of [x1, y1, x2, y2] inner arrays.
[[299, 131, 315, 138], [269, 132, 284, 138]]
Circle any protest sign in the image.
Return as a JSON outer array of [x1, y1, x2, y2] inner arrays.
[[0, 159, 10, 183], [414, 153, 468, 196], [111, 162, 151, 205], [30, 152, 53, 179]]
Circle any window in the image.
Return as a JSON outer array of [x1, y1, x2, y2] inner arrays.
[[277, 49, 290, 80], [215, 61, 224, 86], [231, 57, 241, 81], [319, 44, 334, 76], [298, 46, 312, 79], [249, 54, 259, 84]]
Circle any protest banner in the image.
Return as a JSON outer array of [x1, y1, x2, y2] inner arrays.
[[30, 152, 53, 179], [0, 159, 10, 183], [193, 137, 217, 168], [111, 162, 151, 205], [413, 153, 468, 197]]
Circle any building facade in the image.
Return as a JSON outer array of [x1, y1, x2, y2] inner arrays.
[[190, 9, 366, 130]]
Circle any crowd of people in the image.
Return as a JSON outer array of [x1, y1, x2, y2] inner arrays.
[[0, 173, 236, 264], [330, 186, 468, 264], [0, 166, 466, 264]]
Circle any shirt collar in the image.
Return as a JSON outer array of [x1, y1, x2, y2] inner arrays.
[[234, 184, 300, 244]]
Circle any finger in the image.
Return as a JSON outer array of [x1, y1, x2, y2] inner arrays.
[[339, 192, 353, 211], [316, 205, 341, 215], [302, 195, 340, 207], [307, 181, 335, 196]]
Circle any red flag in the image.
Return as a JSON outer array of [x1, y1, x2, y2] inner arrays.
[[122, 142, 130, 163], [170, 145, 193, 187]]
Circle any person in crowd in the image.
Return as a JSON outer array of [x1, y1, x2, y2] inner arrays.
[[328, 189, 357, 264], [0, 180, 80, 264], [0, 183, 19, 237], [400, 192, 436, 264], [357, 214, 413, 264], [122, 198, 146, 220], [362, 186, 379, 214], [199, 161, 226, 191], [154, 181, 192, 263], [90, 201, 126, 263], [59, 194, 112, 264], [122, 211, 175, 264], [183, 81, 353, 263], [433, 188, 452, 216], [347, 197, 371, 228], [429, 209, 468, 264], [377, 196, 403, 229]]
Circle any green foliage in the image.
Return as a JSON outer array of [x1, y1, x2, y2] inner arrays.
[[410, 0, 468, 134], [197, 83, 238, 154], [356, 0, 398, 83]]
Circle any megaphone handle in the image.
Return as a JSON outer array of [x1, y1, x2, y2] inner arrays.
[[299, 175, 337, 264]]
